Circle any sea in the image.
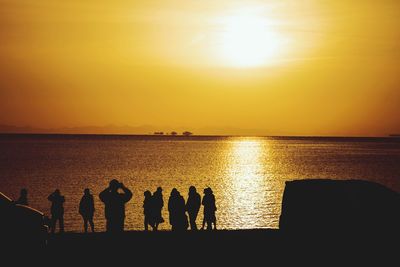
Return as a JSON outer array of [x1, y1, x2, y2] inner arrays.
[[0, 134, 399, 232]]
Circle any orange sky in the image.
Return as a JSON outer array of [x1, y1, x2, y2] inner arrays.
[[0, 0, 399, 136]]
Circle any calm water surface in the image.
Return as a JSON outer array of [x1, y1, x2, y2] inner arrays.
[[0, 135, 399, 232]]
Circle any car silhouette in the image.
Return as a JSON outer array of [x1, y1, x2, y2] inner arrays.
[[0, 192, 48, 248]]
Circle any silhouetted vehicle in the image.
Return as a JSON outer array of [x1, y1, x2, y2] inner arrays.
[[152, 187, 164, 230], [201, 187, 217, 230], [15, 188, 28, 206], [279, 179, 400, 234], [99, 179, 132, 233], [168, 188, 188, 231], [186, 186, 201, 230], [0, 192, 48, 248], [79, 188, 95, 233], [143, 190, 155, 231]]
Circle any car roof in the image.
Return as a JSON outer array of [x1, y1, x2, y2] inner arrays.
[[0, 192, 13, 204]]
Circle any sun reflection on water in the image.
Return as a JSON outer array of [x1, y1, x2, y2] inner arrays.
[[224, 138, 273, 229]]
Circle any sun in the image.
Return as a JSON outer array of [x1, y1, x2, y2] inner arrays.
[[219, 12, 287, 68]]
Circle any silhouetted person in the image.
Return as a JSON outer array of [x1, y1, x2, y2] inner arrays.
[[48, 189, 65, 233], [79, 188, 95, 233], [168, 188, 188, 231], [152, 187, 164, 230], [15, 188, 28, 205], [186, 186, 201, 230], [143, 190, 155, 231], [99, 179, 132, 233], [201, 187, 217, 230]]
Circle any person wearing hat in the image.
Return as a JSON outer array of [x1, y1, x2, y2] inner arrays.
[[99, 179, 132, 233]]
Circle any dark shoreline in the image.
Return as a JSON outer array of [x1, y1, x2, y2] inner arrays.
[[13, 229, 397, 265]]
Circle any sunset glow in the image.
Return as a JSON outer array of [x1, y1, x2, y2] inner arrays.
[[0, 1, 399, 136], [219, 11, 288, 67]]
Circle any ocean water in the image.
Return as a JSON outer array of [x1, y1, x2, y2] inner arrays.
[[0, 134, 399, 232]]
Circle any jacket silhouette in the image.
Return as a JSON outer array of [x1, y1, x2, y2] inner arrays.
[[186, 186, 201, 230], [143, 190, 155, 231], [15, 188, 28, 206], [201, 187, 217, 230], [168, 188, 188, 231], [99, 179, 132, 233], [48, 189, 65, 233], [79, 188, 95, 233], [152, 187, 164, 230]]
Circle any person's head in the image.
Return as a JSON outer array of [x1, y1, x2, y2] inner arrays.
[[144, 190, 151, 198], [20, 188, 27, 197], [204, 187, 212, 195], [171, 188, 178, 196], [84, 188, 90, 195], [54, 189, 60, 195], [156, 187, 162, 193], [189, 186, 196, 194], [109, 179, 120, 192]]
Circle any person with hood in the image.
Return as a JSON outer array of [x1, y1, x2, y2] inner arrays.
[[168, 188, 188, 231]]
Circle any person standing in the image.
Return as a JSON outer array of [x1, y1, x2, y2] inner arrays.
[[15, 188, 28, 205], [168, 188, 188, 231], [79, 188, 95, 233], [186, 186, 201, 230], [152, 187, 164, 231], [201, 187, 217, 230], [48, 189, 65, 233], [143, 190, 155, 231], [99, 179, 132, 233]]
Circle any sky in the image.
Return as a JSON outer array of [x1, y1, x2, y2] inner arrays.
[[0, 0, 399, 136]]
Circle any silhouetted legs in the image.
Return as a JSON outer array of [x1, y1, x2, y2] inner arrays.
[[83, 215, 94, 233], [144, 216, 154, 231], [106, 217, 125, 233], [50, 213, 64, 234], [188, 212, 198, 230]]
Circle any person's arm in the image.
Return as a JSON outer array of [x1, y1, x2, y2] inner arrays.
[[120, 183, 132, 202], [99, 187, 109, 202], [47, 193, 54, 202], [90, 195, 95, 212], [185, 199, 189, 212], [79, 198, 84, 215]]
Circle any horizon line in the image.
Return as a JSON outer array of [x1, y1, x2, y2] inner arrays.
[[0, 132, 396, 139]]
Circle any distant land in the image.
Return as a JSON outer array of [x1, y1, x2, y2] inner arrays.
[[0, 124, 396, 137], [0, 124, 265, 136]]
